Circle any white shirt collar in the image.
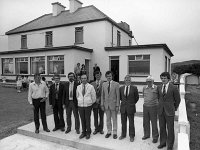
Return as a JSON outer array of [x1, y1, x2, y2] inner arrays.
[[146, 84, 155, 88]]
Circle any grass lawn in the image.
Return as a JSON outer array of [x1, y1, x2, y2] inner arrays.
[[185, 85, 200, 150], [0, 86, 52, 140]]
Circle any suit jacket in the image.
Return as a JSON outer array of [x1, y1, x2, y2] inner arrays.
[[101, 81, 120, 110], [49, 82, 64, 107], [119, 85, 139, 114], [91, 80, 104, 108], [63, 81, 78, 107], [157, 82, 181, 116]]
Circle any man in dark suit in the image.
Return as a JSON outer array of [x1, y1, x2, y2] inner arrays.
[[63, 72, 80, 134], [49, 74, 65, 131], [157, 72, 181, 150], [93, 63, 100, 81], [119, 75, 139, 142], [91, 71, 104, 135]]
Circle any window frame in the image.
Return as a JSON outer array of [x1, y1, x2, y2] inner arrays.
[[47, 55, 64, 75], [21, 35, 27, 49], [75, 26, 84, 44], [45, 31, 53, 47], [2, 58, 14, 75], [117, 30, 121, 46], [15, 57, 28, 75], [30, 56, 45, 75]]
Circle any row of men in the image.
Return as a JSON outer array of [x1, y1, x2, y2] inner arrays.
[[28, 71, 180, 150]]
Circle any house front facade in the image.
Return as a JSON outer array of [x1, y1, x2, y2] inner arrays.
[[0, 0, 173, 85]]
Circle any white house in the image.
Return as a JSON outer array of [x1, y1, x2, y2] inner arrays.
[[0, 0, 173, 84]]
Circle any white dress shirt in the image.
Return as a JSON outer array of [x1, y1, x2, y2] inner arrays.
[[124, 85, 130, 96], [162, 82, 169, 94], [69, 81, 74, 100]]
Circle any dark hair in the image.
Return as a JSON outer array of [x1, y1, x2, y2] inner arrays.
[[34, 73, 41, 78], [68, 72, 75, 77], [81, 73, 87, 77], [54, 74, 60, 79], [42, 76, 46, 81], [94, 71, 102, 76], [105, 71, 113, 77], [160, 72, 171, 79]]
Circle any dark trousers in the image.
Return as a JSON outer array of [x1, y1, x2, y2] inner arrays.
[[66, 101, 80, 131], [121, 110, 135, 138], [53, 101, 65, 129], [32, 98, 48, 130], [93, 103, 104, 132], [143, 105, 159, 139], [158, 109, 175, 149], [78, 105, 92, 135]]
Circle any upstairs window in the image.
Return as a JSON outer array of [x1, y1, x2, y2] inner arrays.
[[2, 58, 14, 74], [15, 57, 28, 74], [75, 27, 83, 44], [117, 30, 121, 46], [128, 55, 150, 75], [45, 31, 53, 47], [165, 56, 168, 72], [21, 35, 27, 49]]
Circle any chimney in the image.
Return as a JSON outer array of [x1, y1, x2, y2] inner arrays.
[[52, 2, 66, 16], [69, 0, 83, 13]]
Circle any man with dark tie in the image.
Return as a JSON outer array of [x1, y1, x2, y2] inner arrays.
[[28, 73, 50, 134], [63, 72, 80, 134], [157, 72, 181, 150], [91, 71, 104, 135], [49, 74, 65, 132], [76, 74, 96, 139], [101, 71, 120, 139], [119, 75, 139, 142]]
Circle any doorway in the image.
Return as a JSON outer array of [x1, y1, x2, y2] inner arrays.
[[85, 59, 90, 79], [110, 56, 119, 82]]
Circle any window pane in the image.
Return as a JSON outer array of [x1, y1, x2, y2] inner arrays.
[[143, 55, 150, 60], [31, 57, 45, 74], [135, 55, 142, 60], [128, 55, 135, 60], [2, 58, 14, 74], [129, 61, 150, 75], [75, 27, 83, 44], [47, 55, 64, 74], [15, 58, 28, 74]]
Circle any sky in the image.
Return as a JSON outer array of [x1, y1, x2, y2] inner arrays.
[[0, 0, 200, 63]]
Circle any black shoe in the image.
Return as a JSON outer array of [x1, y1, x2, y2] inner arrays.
[[119, 136, 126, 140], [60, 128, 65, 132], [99, 130, 104, 134], [142, 136, 150, 140], [105, 133, 111, 138], [35, 129, 39, 134], [44, 128, 50, 132], [86, 134, 90, 139], [52, 128, 59, 132], [130, 137, 134, 142], [79, 133, 86, 139], [76, 130, 80, 134], [93, 130, 98, 135], [158, 144, 166, 149], [152, 139, 158, 143], [113, 134, 118, 139], [65, 129, 71, 134]]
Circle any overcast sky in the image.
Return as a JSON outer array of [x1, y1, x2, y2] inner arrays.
[[0, 0, 200, 63]]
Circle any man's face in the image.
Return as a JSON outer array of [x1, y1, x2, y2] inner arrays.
[[95, 73, 101, 81], [77, 63, 80, 67], [54, 77, 60, 84], [68, 74, 75, 82], [34, 75, 41, 83], [81, 74, 87, 84], [106, 73, 112, 82], [161, 76, 169, 85], [124, 77, 131, 86], [146, 81, 153, 87]]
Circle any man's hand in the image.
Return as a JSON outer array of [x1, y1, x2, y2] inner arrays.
[[101, 106, 105, 111], [63, 105, 66, 109], [40, 97, 47, 102], [115, 106, 119, 112]]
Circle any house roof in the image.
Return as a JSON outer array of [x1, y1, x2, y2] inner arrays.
[[5, 5, 132, 37], [0, 45, 93, 55], [105, 44, 174, 57]]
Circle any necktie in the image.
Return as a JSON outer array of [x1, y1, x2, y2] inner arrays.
[[163, 85, 166, 97], [69, 82, 73, 98], [56, 83, 58, 91], [108, 81, 110, 93], [82, 84, 85, 96], [125, 86, 128, 98]]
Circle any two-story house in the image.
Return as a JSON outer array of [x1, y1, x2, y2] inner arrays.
[[0, 0, 173, 85]]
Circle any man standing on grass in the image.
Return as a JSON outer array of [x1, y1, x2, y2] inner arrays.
[[28, 73, 50, 134]]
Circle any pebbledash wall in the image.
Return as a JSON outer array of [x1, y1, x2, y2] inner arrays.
[[0, 0, 173, 83]]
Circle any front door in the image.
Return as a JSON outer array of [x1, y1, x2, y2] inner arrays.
[[110, 56, 119, 82]]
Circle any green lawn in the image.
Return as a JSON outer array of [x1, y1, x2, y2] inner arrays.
[[0, 86, 52, 140], [185, 85, 200, 150]]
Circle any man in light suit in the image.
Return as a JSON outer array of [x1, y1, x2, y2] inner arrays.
[[119, 75, 139, 142], [91, 71, 104, 135], [101, 71, 120, 139], [49, 74, 65, 132], [157, 72, 181, 150]]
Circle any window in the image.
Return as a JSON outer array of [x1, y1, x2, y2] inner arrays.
[[129, 39, 132, 46], [75, 27, 83, 44], [15, 57, 28, 74], [21, 35, 27, 49], [117, 31, 121, 46], [128, 55, 150, 75], [2, 58, 14, 74], [45, 31, 53, 47], [48, 55, 64, 74], [165, 56, 167, 72], [31, 56, 45, 74]]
